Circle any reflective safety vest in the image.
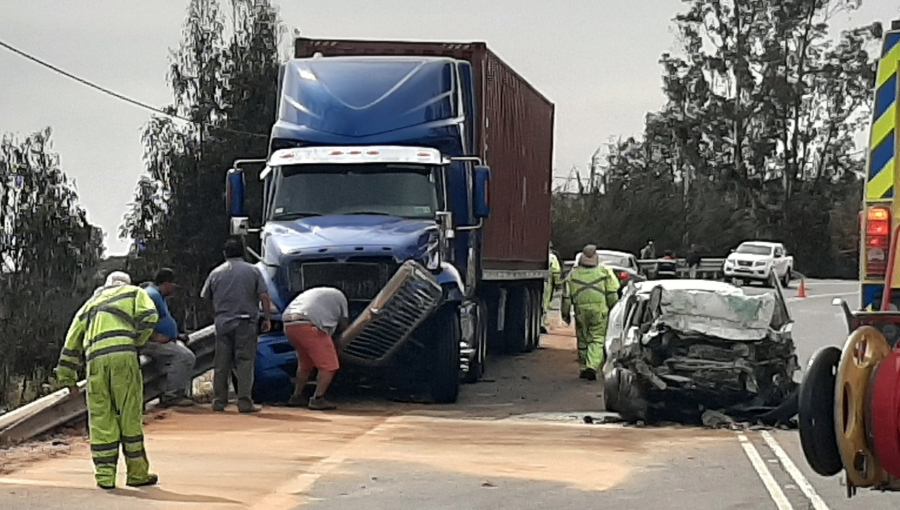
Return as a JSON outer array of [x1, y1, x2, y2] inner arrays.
[[549, 252, 562, 288], [561, 265, 620, 317], [56, 284, 159, 386]]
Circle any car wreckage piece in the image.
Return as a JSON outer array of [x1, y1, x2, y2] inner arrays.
[[604, 279, 798, 424]]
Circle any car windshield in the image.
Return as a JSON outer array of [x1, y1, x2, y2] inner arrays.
[[270, 164, 442, 220], [735, 244, 773, 256], [597, 253, 630, 268]]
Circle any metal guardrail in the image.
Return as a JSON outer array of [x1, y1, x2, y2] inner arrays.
[[562, 258, 727, 280], [0, 326, 218, 446]]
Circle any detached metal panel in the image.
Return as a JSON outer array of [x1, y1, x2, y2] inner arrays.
[[294, 38, 555, 271]]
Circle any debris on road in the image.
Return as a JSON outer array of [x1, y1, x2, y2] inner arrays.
[[605, 284, 799, 425]]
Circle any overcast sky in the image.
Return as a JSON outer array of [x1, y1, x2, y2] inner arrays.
[[0, 0, 896, 255]]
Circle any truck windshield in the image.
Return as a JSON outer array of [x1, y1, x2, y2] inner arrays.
[[736, 244, 773, 256], [270, 164, 442, 220]]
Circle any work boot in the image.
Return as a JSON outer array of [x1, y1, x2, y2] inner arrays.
[[579, 369, 597, 381], [97, 481, 115, 490], [126, 474, 159, 488], [286, 395, 306, 407], [160, 396, 195, 408], [308, 396, 337, 411], [238, 404, 262, 414]]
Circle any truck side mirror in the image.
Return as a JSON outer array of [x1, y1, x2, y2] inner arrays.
[[226, 168, 246, 217], [230, 217, 251, 236], [473, 165, 491, 219]]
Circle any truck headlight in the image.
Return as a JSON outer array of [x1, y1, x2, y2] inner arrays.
[[754, 261, 767, 267]]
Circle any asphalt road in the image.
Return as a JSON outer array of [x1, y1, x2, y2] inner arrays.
[[2, 279, 897, 510]]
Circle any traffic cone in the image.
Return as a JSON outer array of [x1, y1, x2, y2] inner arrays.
[[797, 278, 807, 298]]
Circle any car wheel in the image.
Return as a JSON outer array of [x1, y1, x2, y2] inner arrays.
[[782, 269, 791, 289]]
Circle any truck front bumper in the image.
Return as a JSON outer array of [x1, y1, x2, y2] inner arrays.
[[723, 266, 770, 281]]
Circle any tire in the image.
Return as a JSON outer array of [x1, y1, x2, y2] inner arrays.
[[607, 368, 647, 423], [798, 346, 842, 476], [782, 269, 792, 289], [526, 287, 541, 352], [604, 367, 622, 413], [463, 301, 487, 384], [504, 288, 531, 354], [430, 307, 461, 403]]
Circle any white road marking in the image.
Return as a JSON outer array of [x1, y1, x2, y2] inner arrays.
[[738, 434, 794, 510], [249, 416, 395, 510], [786, 291, 856, 303], [761, 431, 831, 510]]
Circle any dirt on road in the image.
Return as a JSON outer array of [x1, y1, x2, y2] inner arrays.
[[0, 326, 733, 510]]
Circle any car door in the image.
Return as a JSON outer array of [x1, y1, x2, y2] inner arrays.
[[629, 255, 645, 279], [773, 246, 787, 275]]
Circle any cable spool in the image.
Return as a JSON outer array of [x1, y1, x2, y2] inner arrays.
[[835, 326, 891, 488], [870, 350, 900, 478]]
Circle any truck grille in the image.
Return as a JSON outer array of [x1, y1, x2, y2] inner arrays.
[[291, 259, 396, 301], [340, 261, 442, 366], [738, 261, 752, 267]]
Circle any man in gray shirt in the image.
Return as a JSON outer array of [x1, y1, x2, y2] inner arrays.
[[283, 287, 349, 410], [201, 238, 272, 413]]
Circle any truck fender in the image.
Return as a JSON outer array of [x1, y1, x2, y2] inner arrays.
[[255, 262, 286, 312], [436, 262, 466, 299]]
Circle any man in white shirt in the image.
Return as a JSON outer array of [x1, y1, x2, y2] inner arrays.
[[283, 287, 349, 410]]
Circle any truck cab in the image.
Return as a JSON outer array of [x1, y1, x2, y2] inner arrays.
[[225, 44, 553, 404]]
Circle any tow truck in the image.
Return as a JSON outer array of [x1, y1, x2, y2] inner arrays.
[[798, 18, 900, 497]]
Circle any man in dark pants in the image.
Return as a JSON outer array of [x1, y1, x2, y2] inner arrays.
[[201, 238, 272, 413]]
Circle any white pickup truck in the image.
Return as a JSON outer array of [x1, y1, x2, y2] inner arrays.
[[723, 241, 794, 287]]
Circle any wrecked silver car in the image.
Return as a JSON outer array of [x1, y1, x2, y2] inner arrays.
[[602, 279, 798, 425]]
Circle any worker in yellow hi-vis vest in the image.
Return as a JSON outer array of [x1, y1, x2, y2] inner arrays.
[[542, 244, 562, 333], [55, 271, 160, 490], [561, 245, 620, 380]]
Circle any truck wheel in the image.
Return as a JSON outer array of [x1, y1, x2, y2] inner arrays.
[[782, 269, 792, 289], [430, 307, 461, 403], [525, 289, 544, 352], [504, 288, 531, 354], [463, 301, 487, 384]]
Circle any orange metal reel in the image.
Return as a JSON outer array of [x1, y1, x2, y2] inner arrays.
[[835, 326, 891, 488]]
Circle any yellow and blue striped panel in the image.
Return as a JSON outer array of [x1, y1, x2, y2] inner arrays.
[[867, 31, 900, 200]]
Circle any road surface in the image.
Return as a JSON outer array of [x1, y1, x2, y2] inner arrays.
[[1, 279, 894, 510]]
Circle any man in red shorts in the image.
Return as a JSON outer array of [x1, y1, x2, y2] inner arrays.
[[283, 286, 349, 410]]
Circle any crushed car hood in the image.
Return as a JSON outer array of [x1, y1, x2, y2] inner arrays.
[[642, 287, 777, 342]]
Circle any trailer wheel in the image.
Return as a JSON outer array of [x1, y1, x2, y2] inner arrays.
[[463, 301, 487, 384], [504, 288, 531, 354], [430, 307, 461, 403], [525, 288, 544, 352]]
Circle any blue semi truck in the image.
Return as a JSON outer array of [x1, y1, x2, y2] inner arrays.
[[225, 38, 555, 403]]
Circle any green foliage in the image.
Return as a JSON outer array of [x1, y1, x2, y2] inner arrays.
[[120, 0, 283, 328], [553, 0, 874, 278], [0, 128, 104, 408]]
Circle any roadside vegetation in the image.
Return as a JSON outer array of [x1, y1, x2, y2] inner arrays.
[[553, 0, 874, 279]]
